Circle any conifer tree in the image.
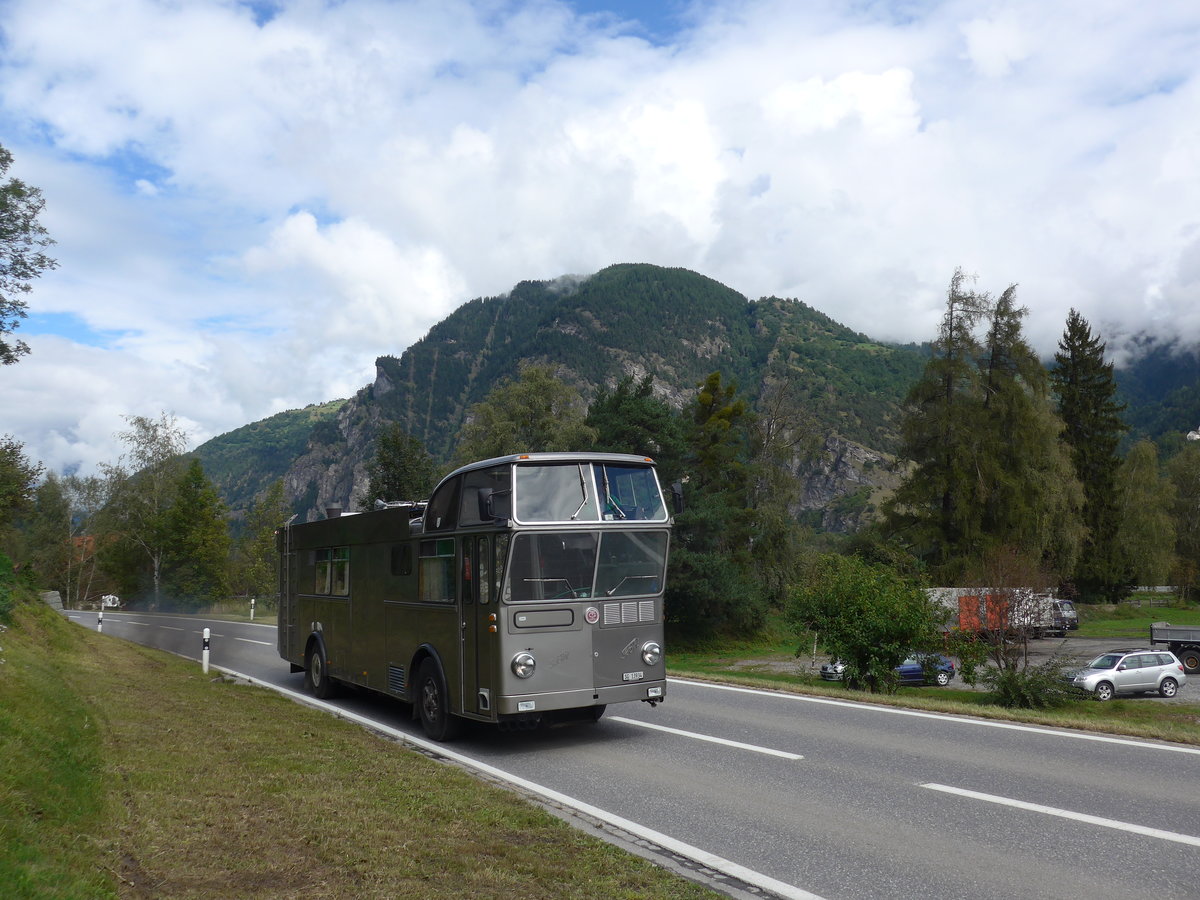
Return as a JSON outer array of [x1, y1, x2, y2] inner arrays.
[[886, 272, 1082, 581], [358, 424, 437, 507], [161, 459, 231, 610], [1050, 308, 1128, 600], [585, 375, 686, 482], [884, 269, 992, 577], [666, 371, 765, 637], [977, 287, 1082, 575]]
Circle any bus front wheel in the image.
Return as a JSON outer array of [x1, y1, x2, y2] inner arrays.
[[417, 659, 463, 742]]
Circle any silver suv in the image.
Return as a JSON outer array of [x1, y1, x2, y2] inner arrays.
[[1067, 648, 1187, 701]]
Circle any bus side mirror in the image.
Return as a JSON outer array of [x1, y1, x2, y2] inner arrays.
[[478, 488, 511, 521], [670, 482, 684, 515]]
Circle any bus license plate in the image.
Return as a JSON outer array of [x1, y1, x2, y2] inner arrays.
[[623, 671, 644, 682]]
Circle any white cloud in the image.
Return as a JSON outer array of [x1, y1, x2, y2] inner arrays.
[[2, 0, 1200, 476]]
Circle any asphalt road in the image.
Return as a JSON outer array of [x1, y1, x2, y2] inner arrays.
[[66, 610, 1200, 900]]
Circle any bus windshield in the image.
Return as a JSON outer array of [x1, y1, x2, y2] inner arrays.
[[505, 531, 668, 602], [513, 462, 666, 523]]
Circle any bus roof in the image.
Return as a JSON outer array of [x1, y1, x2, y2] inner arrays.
[[439, 452, 657, 484]]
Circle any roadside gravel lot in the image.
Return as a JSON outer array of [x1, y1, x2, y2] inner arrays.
[[781, 633, 1199, 705]]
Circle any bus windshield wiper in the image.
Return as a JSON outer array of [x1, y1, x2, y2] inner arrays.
[[570, 464, 590, 519], [601, 466, 626, 519]]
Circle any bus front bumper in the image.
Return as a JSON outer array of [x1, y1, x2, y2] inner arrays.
[[497, 679, 666, 716]]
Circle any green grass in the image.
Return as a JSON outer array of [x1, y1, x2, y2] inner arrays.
[[1075, 599, 1200, 639], [1, 599, 719, 900]]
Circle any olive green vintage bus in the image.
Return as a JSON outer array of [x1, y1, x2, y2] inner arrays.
[[278, 452, 674, 740]]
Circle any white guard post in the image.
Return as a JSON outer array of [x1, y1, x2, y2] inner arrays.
[[97, 609, 103, 633], [202, 627, 211, 674], [250, 597, 255, 621]]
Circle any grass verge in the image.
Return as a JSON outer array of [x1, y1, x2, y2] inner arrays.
[[1, 599, 719, 900]]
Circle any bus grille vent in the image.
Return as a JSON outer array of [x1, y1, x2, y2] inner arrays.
[[388, 665, 406, 693], [603, 601, 656, 625]]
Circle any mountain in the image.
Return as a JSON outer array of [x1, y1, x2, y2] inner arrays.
[[194, 263, 926, 529], [1114, 337, 1200, 452]]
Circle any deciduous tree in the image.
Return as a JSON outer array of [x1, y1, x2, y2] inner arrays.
[[1115, 440, 1175, 588], [102, 413, 188, 607], [453, 364, 596, 464], [789, 553, 941, 693], [232, 479, 291, 606], [0, 434, 42, 536], [0, 143, 57, 365]]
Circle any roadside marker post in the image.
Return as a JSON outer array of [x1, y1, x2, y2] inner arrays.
[[97, 610, 103, 633], [250, 597, 256, 621], [202, 627, 211, 674]]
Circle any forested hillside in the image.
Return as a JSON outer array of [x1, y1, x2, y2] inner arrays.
[[192, 262, 1197, 528]]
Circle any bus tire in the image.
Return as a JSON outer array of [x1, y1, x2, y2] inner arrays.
[[589, 704, 607, 722], [305, 641, 337, 700], [417, 659, 463, 742]]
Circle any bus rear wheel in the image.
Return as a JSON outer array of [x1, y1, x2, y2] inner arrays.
[[417, 659, 463, 742], [305, 642, 337, 700]]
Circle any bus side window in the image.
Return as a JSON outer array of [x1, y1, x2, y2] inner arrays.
[[425, 477, 461, 531], [314, 548, 331, 594], [390, 545, 412, 577], [478, 537, 490, 605], [419, 538, 455, 603], [313, 547, 350, 595]]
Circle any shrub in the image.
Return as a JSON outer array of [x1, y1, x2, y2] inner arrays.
[[981, 655, 1074, 709]]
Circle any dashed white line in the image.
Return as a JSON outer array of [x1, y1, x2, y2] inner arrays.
[[922, 783, 1200, 847], [609, 716, 803, 760]]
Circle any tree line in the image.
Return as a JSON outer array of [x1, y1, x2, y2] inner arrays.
[[3, 269, 1199, 632]]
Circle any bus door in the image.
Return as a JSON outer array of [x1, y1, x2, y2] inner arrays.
[[460, 535, 497, 717]]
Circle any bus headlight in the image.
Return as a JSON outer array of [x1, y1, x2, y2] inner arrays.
[[641, 641, 662, 666], [511, 651, 537, 679]]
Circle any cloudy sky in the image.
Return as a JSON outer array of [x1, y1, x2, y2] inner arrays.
[[3, 0, 1199, 476]]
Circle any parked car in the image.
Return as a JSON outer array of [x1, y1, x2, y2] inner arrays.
[[1065, 648, 1187, 700], [820, 654, 956, 686]]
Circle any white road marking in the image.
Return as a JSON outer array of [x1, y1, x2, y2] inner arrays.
[[609, 715, 803, 760], [213, 665, 828, 900], [922, 783, 1200, 847], [670, 677, 1200, 755], [159, 625, 185, 631], [234, 637, 274, 646]]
